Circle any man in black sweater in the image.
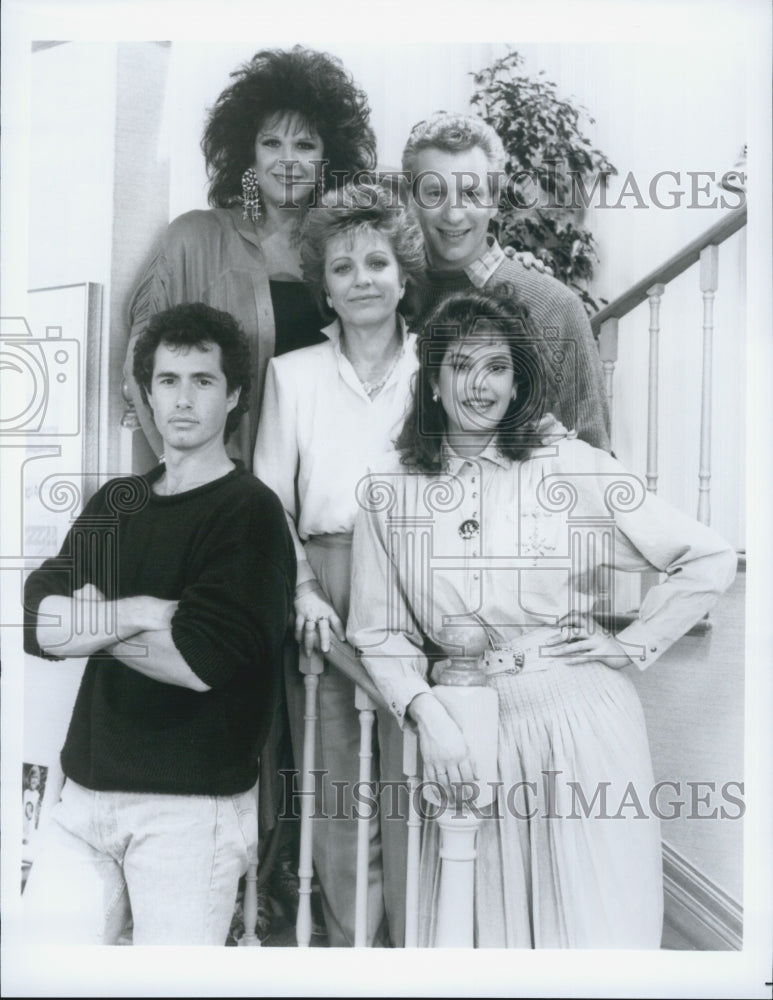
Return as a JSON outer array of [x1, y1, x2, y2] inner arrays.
[[23, 303, 295, 945]]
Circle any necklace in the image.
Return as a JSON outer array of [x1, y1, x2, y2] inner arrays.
[[341, 330, 403, 399], [358, 350, 402, 397]]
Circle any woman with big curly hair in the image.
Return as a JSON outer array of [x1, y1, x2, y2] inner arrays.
[[124, 45, 376, 465]]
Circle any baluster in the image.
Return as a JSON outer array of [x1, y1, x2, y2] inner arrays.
[[403, 728, 421, 948], [353, 685, 377, 947], [598, 520, 616, 629], [596, 319, 618, 654], [598, 317, 619, 446], [698, 245, 718, 525], [239, 775, 261, 945], [641, 284, 665, 603], [646, 283, 665, 495], [240, 860, 261, 946], [296, 648, 324, 947]]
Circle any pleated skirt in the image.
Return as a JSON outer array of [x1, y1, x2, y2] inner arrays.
[[418, 660, 664, 948]]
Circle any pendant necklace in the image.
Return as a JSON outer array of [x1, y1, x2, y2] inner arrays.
[[342, 332, 403, 399]]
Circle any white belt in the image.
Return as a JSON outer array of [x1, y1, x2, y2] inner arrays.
[[479, 630, 564, 677]]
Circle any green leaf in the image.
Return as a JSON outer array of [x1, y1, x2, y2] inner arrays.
[[470, 47, 616, 310]]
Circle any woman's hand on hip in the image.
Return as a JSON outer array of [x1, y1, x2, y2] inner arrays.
[[293, 581, 345, 657], [545, 614, 634, 669]]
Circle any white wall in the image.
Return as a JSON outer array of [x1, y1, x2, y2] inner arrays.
[[28, 42, 118, 289]]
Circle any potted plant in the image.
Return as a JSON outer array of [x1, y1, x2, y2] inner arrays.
[[471, 49, 617, 316]]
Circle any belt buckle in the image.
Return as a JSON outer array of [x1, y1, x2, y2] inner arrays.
[[490, 646, 525, 675]]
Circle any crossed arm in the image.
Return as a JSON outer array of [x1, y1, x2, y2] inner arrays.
[[36, 584, 210, 692]]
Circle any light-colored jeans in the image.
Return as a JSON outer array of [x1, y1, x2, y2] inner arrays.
[[23, 777, 257, 945]]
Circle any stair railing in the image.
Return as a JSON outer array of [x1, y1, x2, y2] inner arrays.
[[592, 205, 746, 527]]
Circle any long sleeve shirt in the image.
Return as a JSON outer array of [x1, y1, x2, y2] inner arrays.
[[253, 317, 419, 588], [23, 464, 295, 796], [347, 437, 737, 726]]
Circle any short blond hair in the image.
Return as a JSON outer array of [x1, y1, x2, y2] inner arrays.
[[401, 112, 506, 198], [300, 179, 426, 317]]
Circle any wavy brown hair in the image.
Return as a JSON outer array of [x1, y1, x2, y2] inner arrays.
[[396, 287, 551, 471]]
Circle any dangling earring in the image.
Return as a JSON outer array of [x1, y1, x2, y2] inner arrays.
[[316, 161, 326, 207], [432, 389, 439, 403], [241, 167, 261, 223]]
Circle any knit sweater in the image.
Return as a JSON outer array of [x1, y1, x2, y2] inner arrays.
[[23, 463, 295, 796], [418, 258, 611, 452]]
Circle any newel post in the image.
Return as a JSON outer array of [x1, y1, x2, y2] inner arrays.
[[429, 627, 499, 948]]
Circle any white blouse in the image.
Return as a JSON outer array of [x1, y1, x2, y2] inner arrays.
[[346, 436, 738, 725], [253, 317, 419, 587]]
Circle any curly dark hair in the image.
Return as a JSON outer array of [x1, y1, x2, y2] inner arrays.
[[396, 287, 551, 471], [133, 303, 252, 441], [202, 46, 377, 208], [300, 178, 426, 319]]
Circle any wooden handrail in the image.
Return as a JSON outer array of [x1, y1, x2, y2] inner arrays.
[[591, 206, 747, 333], [323, 634, 390, 711]]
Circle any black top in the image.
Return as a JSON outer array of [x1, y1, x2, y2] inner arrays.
[[270, 279, 326, 356], [414, 269, 475, 328], [24, 463, 295, 796]]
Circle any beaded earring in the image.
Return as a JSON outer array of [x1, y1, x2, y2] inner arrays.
[[241, 167, 261, 223]]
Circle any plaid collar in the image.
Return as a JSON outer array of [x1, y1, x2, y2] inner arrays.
[[464, 236, 506, 289]]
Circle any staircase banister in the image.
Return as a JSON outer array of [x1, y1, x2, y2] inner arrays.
[[591, 205, 747, 334], [323, 634, 391, 713]]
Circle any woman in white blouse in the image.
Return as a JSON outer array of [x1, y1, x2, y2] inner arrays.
[[347, 287, 737, 947], [254, 179, 425, 947]]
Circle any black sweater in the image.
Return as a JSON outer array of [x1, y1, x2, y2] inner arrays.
[[23, 463, 295, 796]]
